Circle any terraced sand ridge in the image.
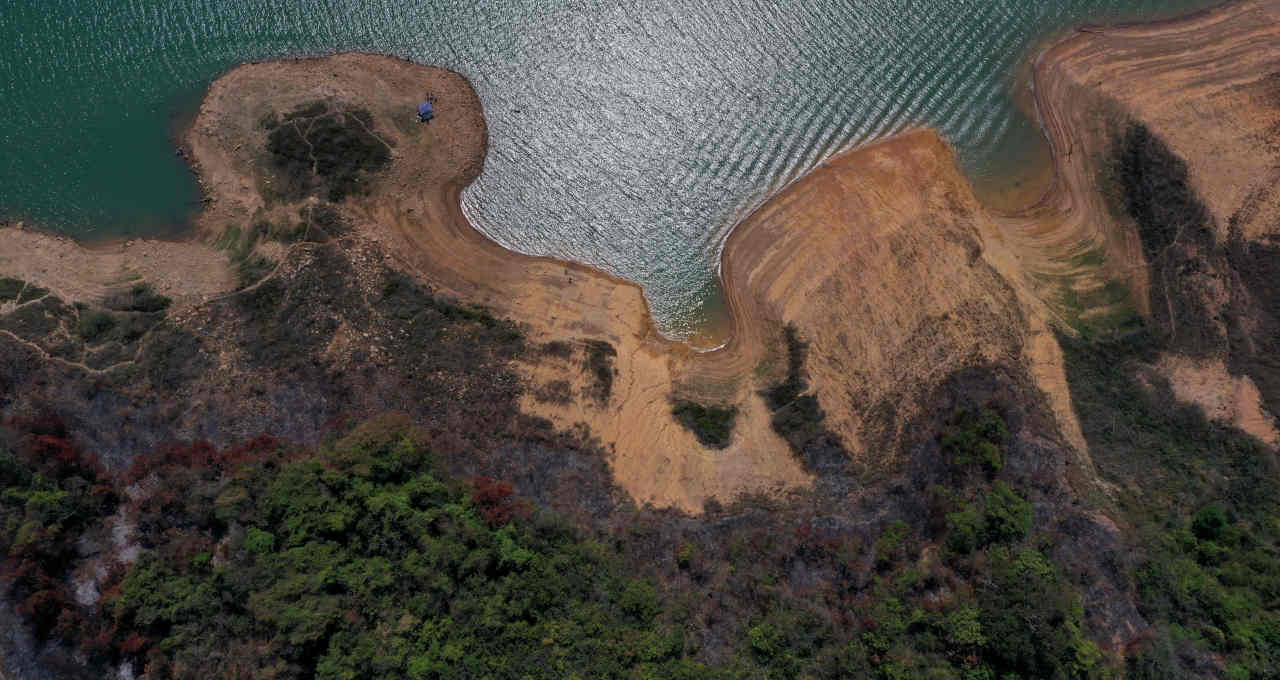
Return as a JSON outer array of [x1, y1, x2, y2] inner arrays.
[[1014, 0, 1280, 313], [1025, 0, 1280, 445]]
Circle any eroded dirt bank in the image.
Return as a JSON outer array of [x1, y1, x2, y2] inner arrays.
[[1024, 0, 1280, 448]]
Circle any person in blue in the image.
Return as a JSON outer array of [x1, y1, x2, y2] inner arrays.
[[418, 100, 435, 123]]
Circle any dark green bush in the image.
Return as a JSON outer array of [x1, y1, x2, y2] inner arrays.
[[0, 277, 24, 302], [979, 547, 1093, 679], [1192, 504, 1228, 540], [874, 520, 912, 569], [77, 310, 117, 342], [672, 400, 737, 449], [945, 505, 982, 554], [940, 408, 1005, 474], [982, 481, 1033, 545]]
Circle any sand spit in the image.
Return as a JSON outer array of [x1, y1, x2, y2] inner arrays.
[[3, 1, 1278, 512], [179, 54, 1085, 511]]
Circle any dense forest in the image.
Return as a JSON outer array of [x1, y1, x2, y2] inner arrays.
[[4, 344, 1278, 679]]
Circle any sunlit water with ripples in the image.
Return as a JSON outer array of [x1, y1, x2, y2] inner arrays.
[[0, 0, 1221, 338]]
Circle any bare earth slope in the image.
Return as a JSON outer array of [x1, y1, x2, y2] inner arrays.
[[1028, 0, 1280, 445]]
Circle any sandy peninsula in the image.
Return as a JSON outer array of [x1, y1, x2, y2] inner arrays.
[[3, 0, 1279, 514]]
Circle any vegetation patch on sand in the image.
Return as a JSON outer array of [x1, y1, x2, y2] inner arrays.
[[671, 400, 737, 449], [583, 339, 617, 404], [760, 325, 847, 476], [263, 101, 392, 203]]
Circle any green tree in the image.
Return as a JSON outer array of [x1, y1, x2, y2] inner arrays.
[[982, 482, 1033, 545]]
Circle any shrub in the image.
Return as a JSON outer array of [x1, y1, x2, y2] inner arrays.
[[945, 506, 982, 554], [0, 277, 24, 302], [748, 623, 781, 660], [940, 408, 1005, 474], [875, 520, 912, 569], [671, 400, 737, 449], [15, 284, 48, 304], [620, 579, 660, 624], [138, 325, 207, 389], [1192, 504, 1228, 541], [103, 283, 170, 314], [982, 482, 1033, 545], [244, 527, 276, 554], [674, 542, 695, 569], [471, 475, 525, 528], [77, 310, 117, 342]]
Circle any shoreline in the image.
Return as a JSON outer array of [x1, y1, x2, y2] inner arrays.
[[0, 1, 1234, 347], [3, 0, 1278, 511]]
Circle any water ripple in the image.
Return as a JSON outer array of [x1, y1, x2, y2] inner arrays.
[[0, 0, 1223, 337]]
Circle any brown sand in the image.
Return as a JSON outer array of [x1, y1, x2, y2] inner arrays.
[[1014, 0, 1280, 303], [3, 1, 1279, 512], [1154, 354, 1280, 448], [1019, 0, 1280, 454], [0, 226, 231, 315]]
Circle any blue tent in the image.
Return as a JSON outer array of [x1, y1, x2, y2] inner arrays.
[[417, 101, 435, 121]]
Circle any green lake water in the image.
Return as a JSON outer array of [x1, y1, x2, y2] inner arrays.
[[0, 0, 1221, 337]]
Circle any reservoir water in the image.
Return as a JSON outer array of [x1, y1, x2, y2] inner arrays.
[[0, 0, 1220, 338]]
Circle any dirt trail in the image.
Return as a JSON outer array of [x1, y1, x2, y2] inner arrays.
[[4, 2, 1279, 512]]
